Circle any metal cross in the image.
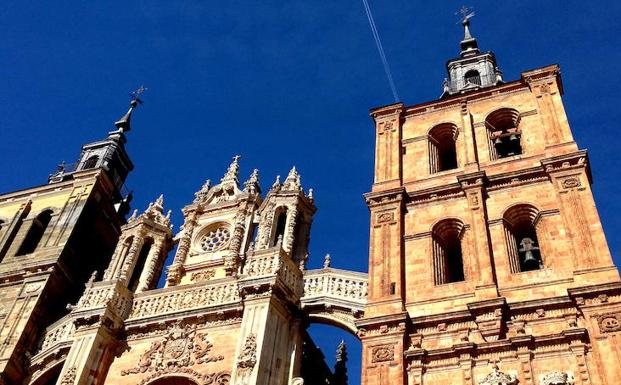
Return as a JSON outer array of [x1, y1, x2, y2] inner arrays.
[[129, 85, 147, 104], [456, 6, 475, 23]]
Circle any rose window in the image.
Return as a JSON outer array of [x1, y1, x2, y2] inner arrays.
[[199, 227, 231, 252]]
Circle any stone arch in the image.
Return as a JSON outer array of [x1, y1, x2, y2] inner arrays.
[[485, 107, 522, 159], [428, 123, 459, 173], [28, 359, 64, 385], [502, 203, 544, 273], [306, 311, 361, 337], [146, 376, 200, 385]]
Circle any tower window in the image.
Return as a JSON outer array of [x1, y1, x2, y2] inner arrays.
[[428, 123, 458, 173], [128, 238, 153, 291], [272, 209, 288, 247], [82, 155, 100, 170], [503, 204, 543, 273], [486, 108, 522, 159], [16, 210, 53, 256], [464, 69, 481, 86], [432, 219, 465, 285]]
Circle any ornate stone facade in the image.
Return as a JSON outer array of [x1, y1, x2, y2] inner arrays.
[[1, 15, 620, 385]]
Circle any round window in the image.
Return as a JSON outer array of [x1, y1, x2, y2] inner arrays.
[[198, 226, 231, 252]]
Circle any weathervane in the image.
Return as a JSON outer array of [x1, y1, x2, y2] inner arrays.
[[129, 85, 147, 104], [456, 5, 475, 24]]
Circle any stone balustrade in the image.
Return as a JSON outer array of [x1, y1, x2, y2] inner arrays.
[[302, 268, 368, 310], [128, 280, 240, 319], [32, 314, 75, 361]]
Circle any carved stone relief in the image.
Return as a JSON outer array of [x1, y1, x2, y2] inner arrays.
[[121, 322, 223, 375], [236, 333, 258, 375], [371, 345, 394, 363], [595, 312, 621, 333], [540, 371, 575, 385], [478, 364, 517, 385]]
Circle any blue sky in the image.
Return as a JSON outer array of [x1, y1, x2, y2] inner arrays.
[[2, 1, 620, 384]]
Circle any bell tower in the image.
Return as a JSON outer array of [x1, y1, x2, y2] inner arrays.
[[0, 95, 140, 385], [359, 13, 621, 385]]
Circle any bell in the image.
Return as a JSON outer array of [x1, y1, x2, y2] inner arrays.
[[519, 237, 540, 271], [494, 137, 503, 146], [509, 134, 519, 142]]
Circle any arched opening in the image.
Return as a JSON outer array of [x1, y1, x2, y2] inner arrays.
[[147, 377, 200, 385], [428, 123, 458, 173], [464, 69, 481, 86], [486, 108, 522, 159], [503, 204, 543, 273], [306, 323, 361, 385], [82, 155, 99, 170], [272, 208, 288, 246], [128, 237, 153, 291], [29, 361, 63, 385], [16, 209, 53, 256], [432, 219, 465, 285]]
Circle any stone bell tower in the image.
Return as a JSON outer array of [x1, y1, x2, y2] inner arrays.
[[359, 12, 621, 385], [0, 96, 139, 385]]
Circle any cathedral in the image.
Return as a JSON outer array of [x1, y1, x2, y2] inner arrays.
[[0, 14, 620, 385]]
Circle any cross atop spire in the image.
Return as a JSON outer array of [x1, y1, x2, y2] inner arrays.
[[456, 6, 479, 57], [221, 155, 241, 184], [114, 86, 146, 133]]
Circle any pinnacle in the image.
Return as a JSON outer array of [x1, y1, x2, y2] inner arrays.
[[221, 155, 241, 184]]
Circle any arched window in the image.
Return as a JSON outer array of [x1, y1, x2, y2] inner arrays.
[[82, 155, 99, 170], [272, 208, 288, 247], [16, 210, 53, 256], [128, 238, 153, 291], [432, 219, 465, 285], [464, 69, 481, 86], [428, 123, 458, 173], [486, 108, 522, 159], [503, 204, 543, 273]]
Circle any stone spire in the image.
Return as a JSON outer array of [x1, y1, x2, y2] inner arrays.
[[282, 166, 302, 191], [334, 340, 348, 385], [221, 155, 241, 184], [243, 169, 261, 194]]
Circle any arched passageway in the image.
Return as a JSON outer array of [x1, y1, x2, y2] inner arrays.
[[306, 323, 362, 385], [147, 376, 200, 385]]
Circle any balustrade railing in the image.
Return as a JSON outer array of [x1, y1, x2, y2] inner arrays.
[[129, 281, 240, 319], [302, 268, 368, 307]]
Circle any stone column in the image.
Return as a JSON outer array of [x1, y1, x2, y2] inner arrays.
[[459, 100, 479, 171], [55, 324, 116, 385], [118, 236, 144, 284], [136, 239, 163, 292], [458, 173, 497, 298], [166, 214, 197, 286]]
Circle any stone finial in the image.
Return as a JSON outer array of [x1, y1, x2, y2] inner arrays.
[[128, 209, 138, 222], [155, 194, 164, 208], [221, 155, 241, 184], [308, 188, 314, 200], [140, 194, 172, 228], [243, 169, 261, 194], [283, 166, 302, 191], [323, 253, 331, 268], [271, 175, 281, 192], [194, 179, 211, 203], [336, 340, 347, 362]]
